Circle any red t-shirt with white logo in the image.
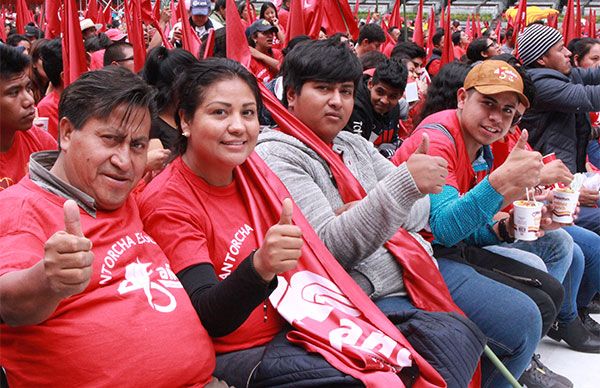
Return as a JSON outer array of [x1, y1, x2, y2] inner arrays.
[[0, 126, 56, 191], [138, 157, 284, 353], [249, 48, 283, 83], [0, 178, 214, 387]]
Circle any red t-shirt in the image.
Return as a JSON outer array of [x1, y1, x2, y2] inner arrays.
[[453, 45, 466, 60], [250, 48, 283, 83], [393, 109, 485, 194], [36, 90, 61, 140], [89, 49, 106, 70], [137, 157, 284, 353], [0, 127, 57, 190], [0, 178, 214, 387], [427, 58, 441, 77]]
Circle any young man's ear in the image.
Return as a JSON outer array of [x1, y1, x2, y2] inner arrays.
[[456, 87, 467, 110], [536, 55, 547, 67], [58, 117, 75, 151], [286, 87, 297, 111]]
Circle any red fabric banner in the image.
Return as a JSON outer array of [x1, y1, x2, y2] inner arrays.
[[440, 3, 453, 68], [412, 0, 424, 47], [202, 28, 215, 59], [15, 0, 33, 34], [226, 0, 251, 67], [85, 0, 99, 22], [44, 0, 61, 39], [178, 0, 201, 57], [425, 6, 436, 58], [61, 0, 88, 87], [562, 0, 575, 45], [286, 0, 306, 44]]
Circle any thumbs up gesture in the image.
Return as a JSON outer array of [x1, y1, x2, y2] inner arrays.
[[43, 200, 94, 298], [489, 130, 543, 203], [253, 198, 303, 282], [405, 133, 449, 194]]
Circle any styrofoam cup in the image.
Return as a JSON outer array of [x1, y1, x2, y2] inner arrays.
[[551, 188, 579, 224], [513, 200, 543, 241]]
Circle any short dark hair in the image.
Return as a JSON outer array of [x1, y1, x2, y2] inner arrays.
[[417, 61, 471, 125], [466, 38, 492, 63], [360, 50, 387, 70], [390, 41, 426, 61], [143, 46, 198, 112], [282, 34, 311, 56], [103, 42, 133, 67], [0, 44, 31, 80], [451, 31, 462, 46], [215, 0, 226, 11], [6, 34, 29, 48], [371, 58, 408, 92], [85, 32, 112, 52], [281, 38, 362, 105], [59, 67, 156, 132], [358, 23, 385, 45], [432, 28, 445, 46], [174, 58, 261, 155], [568, 37, 600, 66], [40, 38, 63, 87]]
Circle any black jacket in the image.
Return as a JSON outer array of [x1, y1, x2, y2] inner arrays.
[[521, 67, 600, 173]]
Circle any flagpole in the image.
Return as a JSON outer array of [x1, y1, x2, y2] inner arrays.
[[333, 0, 352, 37]]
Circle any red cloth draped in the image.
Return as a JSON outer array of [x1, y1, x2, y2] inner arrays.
[[257, 80, 483, 386], [85, 0, 99, 22], [236, 152, 445, 387], [425, 6, 436, 58], [44, 0, 61, 39], [226, 0, 251, 67], [440, 2, 453, 67], [15, 0, 33, 34], [202, 28, 215, 59], [177, 0, 201, 57], [61, 0, 88, 87], [412, 0, 424, 47], [285, 0, 306, 44]]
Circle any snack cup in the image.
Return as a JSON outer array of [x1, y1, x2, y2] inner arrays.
[[33, 117, 49, 131], [542, 153, 556, 164], [551, 188, 579, 224], [513, 200, 543, 241]]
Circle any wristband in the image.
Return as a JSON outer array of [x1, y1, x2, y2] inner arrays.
[[498, 217, 515, 243]]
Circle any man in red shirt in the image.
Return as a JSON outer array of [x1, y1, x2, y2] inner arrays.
[[0, 45, 56, 191], [0, 66, 217, 386]]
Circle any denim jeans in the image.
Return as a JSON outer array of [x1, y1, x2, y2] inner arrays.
[[587, 139, 600, 169], [483, 245, 547, 271], [376, 258, 541, 388], [564, 225, 600, 310], [575, 205, 600, 235]]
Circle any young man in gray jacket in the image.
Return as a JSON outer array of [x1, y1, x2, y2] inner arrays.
[[256, 38, 542, 388]]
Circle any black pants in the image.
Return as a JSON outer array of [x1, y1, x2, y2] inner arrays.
[[433, 244, 564, 337]]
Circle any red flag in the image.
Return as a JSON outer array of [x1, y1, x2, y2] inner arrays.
[[439, 4, 445, 29], [563, 0, 576, 45], [412, 0, 424, 47], [465, 14, 472, 40], [16, 0, 33, 34], [202, 28, 215, 59], [474, 14, 482, 38], [85, 0, 99, 22], [153, 0, 161, 23], [575, 0, 582, 39], [494, 21, 502, 44], [590, 10, 597, 39], [365, 9, 371, 25], [380, 18, 394, 48], [286, 0, 306, 44], [177, 0, 201, 57], [426, 6, 436, 58], [353, 0, 359, 18], [169, 0, 178, 29], [388, 0, 402, 29], [440, 2, 453, 68], [322, 0, 359, 40], [245, 0, 257, 23], [124, 0, 147, 72], [226, 0, 251, 68], [61, 0, 88, 87], [0, 10, 6, 42], [44, 0, 61, 39], [306, 0, 325, 40], [510, 0, 527, 48]]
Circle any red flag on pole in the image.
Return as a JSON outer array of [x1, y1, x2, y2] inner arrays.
[[388, 0, 402, 29], [494, 21, 502, 44], [153, 0, 161, 23], [45, 0, 61, 39], [85, 0, 99, 22], [547, 13, 558, 29], [124, 0, 147, 72], [177, 0, 201, 57], [0, 10, 6, 42], [306, 0, 324, 40], [202, 28, 215, 59], [61, 0, 88, 87], [425, 6, 436, 58], [365, 9, 371, 24], [324, 0, 359, 40], [510, 0, 527, 48], [353, 0, 359, 18], [575, 0, 582, 39], [465, 14, 472, 40], [245, 0, 257, 23], [474, 14, 482, 38], [412, 0, 424, 47], [562, 0, 576, 45], [439, 5, 445, 29], [593, 10, 597, 39], [440, 2, 453, 68], [226, 0, 251, 68], [16, 0, 33, 34], [286, 0, 306, 44]]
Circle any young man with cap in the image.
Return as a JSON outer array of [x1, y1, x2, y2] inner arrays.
[[170, 0, 221, 45], [395, 60, 581, 387], [79, 18, 101, 40], [0, 45, 56, 191], [247, 19, 282, 83]]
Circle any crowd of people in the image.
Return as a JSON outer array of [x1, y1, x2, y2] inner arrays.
[[1, 1, 600, 387]]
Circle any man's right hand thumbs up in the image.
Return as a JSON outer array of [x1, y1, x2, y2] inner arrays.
[[413, 132, 430, 155], [254, 198, 303, 282], [43, 200, 94, 298]]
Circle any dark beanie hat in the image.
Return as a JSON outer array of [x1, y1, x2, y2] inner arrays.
[[517, 24, 563, 66]]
